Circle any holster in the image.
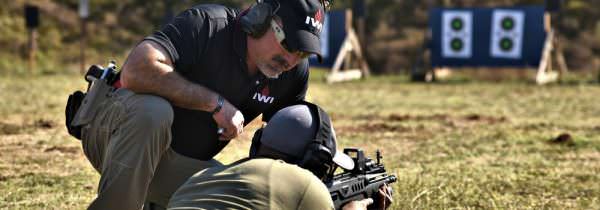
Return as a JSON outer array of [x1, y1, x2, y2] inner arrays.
[[70, 79, 114, 127], [65, 64, 118, 140], [65, 91, 86, 139]]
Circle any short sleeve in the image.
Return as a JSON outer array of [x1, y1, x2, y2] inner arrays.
[[143, 8, 210, 72], [296, 175, 335, 210], [290, 60, 309, 102]]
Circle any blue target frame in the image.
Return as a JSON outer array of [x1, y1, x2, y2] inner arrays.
[[430, 6, 546, 68], [309, 10, 347, 67]]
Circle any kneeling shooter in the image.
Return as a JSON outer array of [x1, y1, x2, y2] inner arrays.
[[167, 102, 391, 210]]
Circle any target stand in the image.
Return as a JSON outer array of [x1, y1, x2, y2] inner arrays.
[[535, 13, 568, 84], [326, 10, 370, 83]]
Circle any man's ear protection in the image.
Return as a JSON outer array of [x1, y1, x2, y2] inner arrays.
[[240, 0, 281, 38]]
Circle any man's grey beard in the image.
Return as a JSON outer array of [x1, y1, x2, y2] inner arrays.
[[257, 55, 290, 79], [257, 64, 281, 79], [264, 73, 279, 79]]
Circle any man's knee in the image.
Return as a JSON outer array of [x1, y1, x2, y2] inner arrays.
[[127, 94, 174, 130], [108, 94, 173, 163]]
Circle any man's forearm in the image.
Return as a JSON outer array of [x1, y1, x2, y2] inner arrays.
[[130, 69, 218, 112], [120, 41, 217, 112]]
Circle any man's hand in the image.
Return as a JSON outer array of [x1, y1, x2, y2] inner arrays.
[[212, 97, 244, 141], [341, 198, 373, 210], [341, 184, 393, 210], [376, 183, 393, 210]]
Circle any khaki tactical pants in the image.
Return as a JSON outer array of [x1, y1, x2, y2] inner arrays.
[[81, 88, 221, 210]]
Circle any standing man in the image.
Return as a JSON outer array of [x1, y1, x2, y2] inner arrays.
[[79, 0, 329, 209]]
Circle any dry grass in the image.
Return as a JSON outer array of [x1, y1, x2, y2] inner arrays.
[[1, 71, 600, 209]]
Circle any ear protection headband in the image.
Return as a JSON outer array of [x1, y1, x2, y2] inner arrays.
[[248, 102, 336, 180], [240, 0, 283, 39]]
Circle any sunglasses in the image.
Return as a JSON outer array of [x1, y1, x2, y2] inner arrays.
[[270, 19, 312, 59]]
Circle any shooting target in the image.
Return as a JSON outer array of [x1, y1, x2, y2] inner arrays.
[[442, 11, 473, 58], [490, 10, 524, 59]]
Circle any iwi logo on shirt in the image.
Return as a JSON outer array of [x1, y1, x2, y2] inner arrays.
[[253, 86, 275, 104]]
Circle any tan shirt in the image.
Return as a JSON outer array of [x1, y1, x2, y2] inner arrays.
[[167, 158, 334, 210]]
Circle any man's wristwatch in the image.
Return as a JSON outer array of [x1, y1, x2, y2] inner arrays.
[[212, 95, 224, 115]]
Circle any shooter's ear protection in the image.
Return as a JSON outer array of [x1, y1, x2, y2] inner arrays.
[[240, 0, 281, 38], [298, 102, 336, 180], [300, 140, 334, 180]]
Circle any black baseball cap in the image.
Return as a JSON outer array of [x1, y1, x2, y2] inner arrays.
[[259, 104, 354, 170], [274, 0, 325, 61]]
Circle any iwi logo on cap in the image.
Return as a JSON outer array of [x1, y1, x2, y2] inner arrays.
[[305, 9, 323, 32], [253, 86, 275, 104]]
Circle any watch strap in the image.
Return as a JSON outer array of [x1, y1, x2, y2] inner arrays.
[[211, 95, 224, 115]]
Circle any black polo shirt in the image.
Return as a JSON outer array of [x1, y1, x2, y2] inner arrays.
[[144, 4, 309, 160]]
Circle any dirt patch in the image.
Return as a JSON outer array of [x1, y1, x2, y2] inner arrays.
[[342, 113, 450, 122], [336, 113, 507, 133], [337, 122, 412, 133], [388, 114, 450, 122], [388, 113, 507, 124], [517, 122, 556, 131], [462, 114, 508, 124], [548, 133, 576, 146], [35, 119, 56, 129], [44, 146, 80, 154], [0, 119, 57, 135], [361, 122, 411, 132], [0, 122, 26, 135]]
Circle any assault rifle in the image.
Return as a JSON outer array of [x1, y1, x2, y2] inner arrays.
[[326, 148, 397, 209]]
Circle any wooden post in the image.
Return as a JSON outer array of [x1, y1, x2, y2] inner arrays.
[[536, 11, 568, 84], [25, 5, 40, 73], [80, 18, 87, 74], [352, 0, 367, 64], [536, 30, 558, 84], [551, 14, 569, 80], [555, 40, 569, 78], [79, 0, 89, 74], [356, 18, 366, 54], [344, 10, 353, 70], [27, 28, 37, 72]]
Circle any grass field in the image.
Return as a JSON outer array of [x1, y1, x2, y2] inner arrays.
[[1, 70, 599, 209]]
